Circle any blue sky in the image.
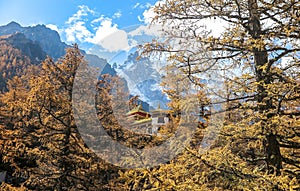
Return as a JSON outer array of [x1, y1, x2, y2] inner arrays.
[[0, 0, 226, 61], [0, 0, 159, 55], [0, 0, 156, 27]]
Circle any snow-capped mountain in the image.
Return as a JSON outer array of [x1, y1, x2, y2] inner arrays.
[[110, 50, 169, 109], [0, 22, 169, 109]]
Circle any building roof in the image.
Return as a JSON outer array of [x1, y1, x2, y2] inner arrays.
[[133, 117, 152, 124], [127, 104, 149, 116], [151, 104, 170, 114]]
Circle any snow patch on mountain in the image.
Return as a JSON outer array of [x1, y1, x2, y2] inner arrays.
[[110, 50, 169, 109]]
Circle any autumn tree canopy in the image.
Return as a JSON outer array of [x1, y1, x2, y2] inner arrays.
[[116, 0, 300, 190], [0, 1, 299, 190], [0, 45, 119, 190]]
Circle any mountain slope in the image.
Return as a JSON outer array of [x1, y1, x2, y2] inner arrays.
[[2, 33, 47, 63], [112, 51, 169, 109], [0, 21, 69, 60], [0, 33, 46, 91]]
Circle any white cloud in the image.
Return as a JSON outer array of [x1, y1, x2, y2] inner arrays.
[[138, 3, 156, 24], [91, 16, 105, 24], [60, 5, 171, 53], [64, 5, 95, 43], [144, 3, 152, 9], [95, 29, 129, 52], [128, 24, 162, 37], [280, 56, 293, 69], [91, 18, 118, 39], [200, 18, 227, 37], [133, 2, 152, 10], [140, 1, 227, 37], [62, 5, 128, 51], [46, 24, 59, 32], [66, 5, 95, 24], [112, 11, 122, 19], [87, 17, 129, 52], [65, 21, 93, 42], [46, 24, 65, 40], [133, 3, 140, 9], [137, 16, 144, 22]]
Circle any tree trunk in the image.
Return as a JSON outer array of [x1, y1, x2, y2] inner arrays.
[[248, 0, 282, 175], [266, 133, 282, 175]]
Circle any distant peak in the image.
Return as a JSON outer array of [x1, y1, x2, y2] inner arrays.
[[35, 24, 47, 28], [6, 21, 21, 27]]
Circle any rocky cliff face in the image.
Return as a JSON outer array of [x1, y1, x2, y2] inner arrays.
[[0, 21, 22, 34], [0, 33, 46, 91], [112, 51, 169, 109], [0, 21, 69, 60], [0, 22, 168, 108], [2, 32, 47, 63]]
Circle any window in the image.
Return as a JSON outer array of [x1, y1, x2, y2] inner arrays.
[[158, 117, 165, 123], [152, 114, 159, 118]]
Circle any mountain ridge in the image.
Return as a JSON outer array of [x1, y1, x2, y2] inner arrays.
[[0, 21, 168, 109], [0, 21, 69, 60], [1, 32, 47, 63], [0, 33, 42, 91]]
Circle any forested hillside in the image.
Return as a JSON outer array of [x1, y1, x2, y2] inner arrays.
[[0, 33, 45, 92], [0, 0, 299, 190]]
